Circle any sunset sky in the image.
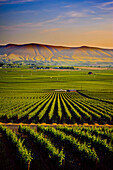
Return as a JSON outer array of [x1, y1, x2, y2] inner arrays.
[[0, 0, 113, 48]]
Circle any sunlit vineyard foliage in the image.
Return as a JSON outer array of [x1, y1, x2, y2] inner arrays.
[[0, 68, 113, 125], [0, 66, 113, 170], [0, 91, 113, 124], [1, 125, 112, 170], [0, 125, 32, 169]]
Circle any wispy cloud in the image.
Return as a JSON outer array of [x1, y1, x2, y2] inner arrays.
[[0, 23, 37, 31], [0, 9, 92, 32], [42, 16, 62, 24], [101, 1, 113, 6], [42, 28, 59, 33], [63, 5, 73, 8], [66, 11, 87, 18], [11, 10, 37, 14], [58, 18, 78, 24], [95, 1, 113, 10], [0, 0, 36, 5], [92, 17, 103, 20], [90, 10, 95, 14], [0, 16, 62, 31]]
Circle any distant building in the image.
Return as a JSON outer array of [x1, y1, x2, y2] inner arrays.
[[55, 89, 67, 92], [88, 72, 93, 74], [67, 89, 76, 92], [54, 67, 59, 69], [55, 89, 76, 92]]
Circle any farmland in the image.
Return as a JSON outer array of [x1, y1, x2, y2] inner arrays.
[[0, 68, 113, 124], [0, 67, 113, 169]]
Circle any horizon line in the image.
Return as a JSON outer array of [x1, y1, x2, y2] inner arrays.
[[0, 42, 113, 49]]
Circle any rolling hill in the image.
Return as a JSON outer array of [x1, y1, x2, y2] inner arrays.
[[0, 43, 113, 66]]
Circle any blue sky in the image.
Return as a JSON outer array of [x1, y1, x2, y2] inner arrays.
[[0, 0, 113, 48]]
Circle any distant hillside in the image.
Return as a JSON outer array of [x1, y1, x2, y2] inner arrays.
[[0, 43, 113, 66]]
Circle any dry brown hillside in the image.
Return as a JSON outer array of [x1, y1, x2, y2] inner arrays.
[[0, 43, 113, 66]]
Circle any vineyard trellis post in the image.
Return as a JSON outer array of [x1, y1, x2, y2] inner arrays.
[[28, 160, 30, 170], [62, 159, 65, 170], [95, 157, 98, 170]]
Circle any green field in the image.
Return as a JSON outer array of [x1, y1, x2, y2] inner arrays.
[[0, 68, 113, 124], [0, 68, 113, 91]]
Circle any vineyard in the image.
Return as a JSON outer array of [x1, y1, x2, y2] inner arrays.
[[0, 91, 113, 124], [0, 68, 113, 169], [0, 124, 113, 170]]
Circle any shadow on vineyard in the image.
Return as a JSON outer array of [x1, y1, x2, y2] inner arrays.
[[0, 124, 113, 170]]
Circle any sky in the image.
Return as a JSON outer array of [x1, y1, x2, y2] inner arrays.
[[0, 0, 113, 48]]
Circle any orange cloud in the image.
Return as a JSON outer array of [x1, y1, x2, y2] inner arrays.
[[42, 28, 59, 33]]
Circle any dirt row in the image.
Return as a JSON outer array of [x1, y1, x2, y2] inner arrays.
[[0, 122, 113, 133]]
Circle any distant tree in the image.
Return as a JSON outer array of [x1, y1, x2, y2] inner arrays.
[[0, 62, 4, 67]]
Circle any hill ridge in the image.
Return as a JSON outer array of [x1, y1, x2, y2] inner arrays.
[[1, 43, 112, 49], [0, 43, 113, 66]]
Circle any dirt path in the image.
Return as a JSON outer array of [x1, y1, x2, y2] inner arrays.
[[0, 123, 113, 134]]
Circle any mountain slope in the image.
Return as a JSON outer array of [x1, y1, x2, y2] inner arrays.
[[0, 43, 113, 66]]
